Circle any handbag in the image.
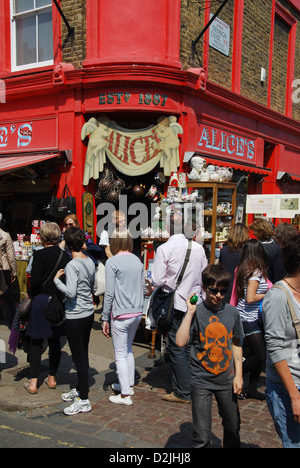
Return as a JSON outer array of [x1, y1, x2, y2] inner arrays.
[[45, 289, 65, 326], [95, 261, 105, 296], [49, 184, 76, 219], [18, 296, 32, 320], [149, 240, 192, 335], [273, 283, 300, 340]]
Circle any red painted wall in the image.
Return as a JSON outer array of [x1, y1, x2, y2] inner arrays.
[[84, 0, 181, 68]]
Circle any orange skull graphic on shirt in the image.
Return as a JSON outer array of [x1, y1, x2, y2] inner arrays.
[[197, 316, 233, 375]]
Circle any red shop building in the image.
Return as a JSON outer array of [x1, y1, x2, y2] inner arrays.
[[0, 0, 300, 264]]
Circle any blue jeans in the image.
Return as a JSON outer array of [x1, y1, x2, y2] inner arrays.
[[266, 380, 300, 448], [167, 309, 192, 401], [191, 385, 241, 448]]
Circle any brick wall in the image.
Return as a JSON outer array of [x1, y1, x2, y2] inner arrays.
[[180, 0, 300, 120], [60, 0, 86, 68], [240, 0, 271, 107]]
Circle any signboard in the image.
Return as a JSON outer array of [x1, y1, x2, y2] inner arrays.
[[246, 194, 300, 218], [209, 14, 230, 57], [0, 117, 58, 154], [82, 115, 183, 184], [197, 124, 256, 163]]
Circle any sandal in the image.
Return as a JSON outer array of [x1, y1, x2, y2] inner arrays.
[[45, 377, 57, 389], [24, 381, 38, 394]]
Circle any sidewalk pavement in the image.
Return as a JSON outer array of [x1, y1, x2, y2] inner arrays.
[[0, 318, 282, 449]]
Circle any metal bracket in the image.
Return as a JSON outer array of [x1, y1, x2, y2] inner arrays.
[[191, 0, 229, 59], [53, 0, 75, 46]]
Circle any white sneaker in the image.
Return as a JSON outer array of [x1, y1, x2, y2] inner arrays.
[[109, 394, 133, 406], [61, 388, 79, 402], [64, 397, 92, 415], [111, 383, 135, 395]]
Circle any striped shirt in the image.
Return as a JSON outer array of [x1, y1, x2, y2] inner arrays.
[[237, 269, 268, 322]]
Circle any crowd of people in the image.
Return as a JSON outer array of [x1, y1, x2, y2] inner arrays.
[[1, 209, 300, 448]]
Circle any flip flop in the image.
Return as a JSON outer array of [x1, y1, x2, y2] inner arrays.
[[24, 381, 38, 394], [45, 378, 57, 389]]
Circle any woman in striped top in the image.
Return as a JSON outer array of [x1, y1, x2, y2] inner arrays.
[[235, 239, 268, 400]]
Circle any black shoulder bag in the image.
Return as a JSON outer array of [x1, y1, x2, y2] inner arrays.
[[150, 240, 192, 335], [45, 250, 66, 326]]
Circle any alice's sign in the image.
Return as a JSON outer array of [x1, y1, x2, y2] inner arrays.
[[197, 124, 256, 162], [81, 115, 183, 184], [0, 117, 57, 153]]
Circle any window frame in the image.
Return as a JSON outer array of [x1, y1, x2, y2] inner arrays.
[[10, 0, 53, 72], [268, 0, 297, 117]]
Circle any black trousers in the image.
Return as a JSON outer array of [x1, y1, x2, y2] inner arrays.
[[29, 337, 61, 379], [65, 314, 94, 400]]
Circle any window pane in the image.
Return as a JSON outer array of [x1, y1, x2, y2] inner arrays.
[[14, 0, 34, 14], [38, 12, 53, 62], [36, 0, 52, 8], [16, 15, 36, 65]]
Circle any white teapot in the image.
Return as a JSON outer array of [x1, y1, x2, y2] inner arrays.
[[218, 167, 227, 182], [210, 170, 220, 182], [224, 167, 233, 181]]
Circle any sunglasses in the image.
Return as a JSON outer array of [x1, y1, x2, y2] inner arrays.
[[65, 223, 75, 227], [207, 287, 228, 296]]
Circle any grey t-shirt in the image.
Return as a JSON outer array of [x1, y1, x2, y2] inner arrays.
[[54, 256, 96, 320], [262, 281, 300, 387], [102, 253, 145, 321], [190, 302, 244, 390]]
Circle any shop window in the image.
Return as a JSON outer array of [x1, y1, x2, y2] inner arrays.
[[10, 0, 53, 71]]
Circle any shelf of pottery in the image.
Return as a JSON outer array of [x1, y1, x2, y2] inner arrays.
[[141, 156, 237, 265]]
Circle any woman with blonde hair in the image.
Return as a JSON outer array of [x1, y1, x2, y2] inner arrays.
[[24, 222, 70, 394], [219, 223, 249, 303], [102, 228, 145, 405], [59, 214, 80, 251]]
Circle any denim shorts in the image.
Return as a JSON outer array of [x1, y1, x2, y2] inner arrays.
[[266, 380, 300, 448], [242, 319, 263, 337]]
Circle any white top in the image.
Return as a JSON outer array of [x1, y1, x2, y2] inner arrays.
[[152, 234, 208, 312]]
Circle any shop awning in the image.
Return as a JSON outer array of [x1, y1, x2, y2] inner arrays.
[[288, 173, 300, 182], [0, 152, 62, 175], [201, 156, 272, 177]]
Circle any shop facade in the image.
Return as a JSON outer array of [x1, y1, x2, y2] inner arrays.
[[0, 0, 300, 266], [1, 66, 300, 260]]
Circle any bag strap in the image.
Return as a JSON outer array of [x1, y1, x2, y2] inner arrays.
[[162, 240, 192, 324], [175, 240, 192, 289], [274, 283, 300, 340], [43, 249, 64, 287], [60, 184, 72, 198]]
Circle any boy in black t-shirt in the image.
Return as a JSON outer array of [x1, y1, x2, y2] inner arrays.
[[176, 264, 244, 448]]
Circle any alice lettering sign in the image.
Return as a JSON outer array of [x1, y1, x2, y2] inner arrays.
[[197, 124, 256, 162], [0, 117, 58, 153], [82, 115, 182, 184]]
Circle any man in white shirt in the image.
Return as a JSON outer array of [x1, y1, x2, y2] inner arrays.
[[152, 212, 208, 403]]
